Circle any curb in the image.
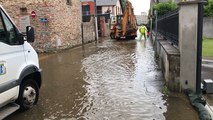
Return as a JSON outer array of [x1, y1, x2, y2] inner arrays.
[[202, 64, 213, 68], [203, 59, 213, 63], [202, 59, 213, 68]]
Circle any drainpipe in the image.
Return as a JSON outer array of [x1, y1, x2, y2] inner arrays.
[[94, 0, 98, 41], [196, 0, 207, 94]]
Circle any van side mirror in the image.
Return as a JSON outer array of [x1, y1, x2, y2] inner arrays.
[[26, 26, 34, 43]]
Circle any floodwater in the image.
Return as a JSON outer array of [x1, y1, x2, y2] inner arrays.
[[5, 38, 198, 120]]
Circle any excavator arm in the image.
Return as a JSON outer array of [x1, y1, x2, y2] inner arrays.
[[121, 1, 137, 38]]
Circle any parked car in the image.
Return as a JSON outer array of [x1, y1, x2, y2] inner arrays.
[[0, 5, 42, 119]]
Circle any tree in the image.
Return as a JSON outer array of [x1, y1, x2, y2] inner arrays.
[[152, 1, 177, 17], [204, 0, 213, 17], [147, 1, 177, 28]]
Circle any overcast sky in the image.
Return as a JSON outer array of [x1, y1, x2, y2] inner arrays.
[[128, 0, 151, 15]]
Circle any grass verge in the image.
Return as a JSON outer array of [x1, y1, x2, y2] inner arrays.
[[202, 38, 213, 58]]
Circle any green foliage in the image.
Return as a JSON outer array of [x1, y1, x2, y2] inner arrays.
[[204, 0, 213, 17], [152, 1, 177, 17]]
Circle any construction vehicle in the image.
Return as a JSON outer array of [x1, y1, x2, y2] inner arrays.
[[110, 1, 137, 40]]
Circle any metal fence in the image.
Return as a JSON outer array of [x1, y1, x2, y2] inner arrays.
[[157, 9, 179, 46]]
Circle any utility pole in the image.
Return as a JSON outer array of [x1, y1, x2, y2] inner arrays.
[[94, 0, 98, 41], [150, 0, 153, 41]]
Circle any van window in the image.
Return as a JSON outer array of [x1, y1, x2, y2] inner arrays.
[[0, 13, 6, 43], [0, 10, 17, 45]]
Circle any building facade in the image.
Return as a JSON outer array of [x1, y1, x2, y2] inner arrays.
[[96, 0, 123, 16], [141, 12, 148, 24], [0, 0, 82, 52], [136, 12, 148, 25]]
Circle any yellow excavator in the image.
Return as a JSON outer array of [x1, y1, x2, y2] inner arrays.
[[110, 1, 137, 40]]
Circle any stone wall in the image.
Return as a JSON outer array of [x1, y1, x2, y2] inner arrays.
[[83, 17, 95, 43], [203, 17, 213, 38], [0, 0, 82, 52]]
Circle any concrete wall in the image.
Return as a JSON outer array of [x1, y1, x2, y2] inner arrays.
[[0, 0, 82, 52], [203, 17, 213, 38], [83, 17, 95, 43], [154, 34, 180, 91]]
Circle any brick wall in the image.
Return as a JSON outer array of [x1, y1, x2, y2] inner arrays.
[[0, 0, 82, 52]]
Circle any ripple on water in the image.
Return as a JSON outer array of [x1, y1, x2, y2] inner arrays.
[[80, 41, 167, 120]]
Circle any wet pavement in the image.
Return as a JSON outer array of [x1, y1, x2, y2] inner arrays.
[[5, 38, 198, 120]]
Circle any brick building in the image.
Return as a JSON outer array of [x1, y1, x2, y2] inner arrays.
[[0, 0, 82, 52]]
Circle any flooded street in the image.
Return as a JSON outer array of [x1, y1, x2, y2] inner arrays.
[[5, 38, 198, 120]]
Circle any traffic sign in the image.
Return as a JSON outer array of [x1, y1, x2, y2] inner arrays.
[[31, 11, 36, 18]]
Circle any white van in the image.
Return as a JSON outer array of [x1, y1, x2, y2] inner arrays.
[[0, 5, 42, 119]]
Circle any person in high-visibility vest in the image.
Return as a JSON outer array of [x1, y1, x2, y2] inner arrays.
[[139, 24, 148, 40]]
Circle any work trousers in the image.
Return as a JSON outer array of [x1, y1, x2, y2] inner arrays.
[[140, 33, 146, 40]]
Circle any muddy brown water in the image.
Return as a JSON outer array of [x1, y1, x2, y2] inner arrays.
[[5, 39, 198, 120]]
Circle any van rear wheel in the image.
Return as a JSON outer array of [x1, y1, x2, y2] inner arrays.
[[16, 79, 39, 111]]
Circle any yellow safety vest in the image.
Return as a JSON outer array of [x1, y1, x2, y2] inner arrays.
[[140, 26, 147, 34]]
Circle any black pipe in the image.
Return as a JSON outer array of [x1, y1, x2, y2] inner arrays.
[[81, 23, 84, 45], [196, 1, 205, 94]]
